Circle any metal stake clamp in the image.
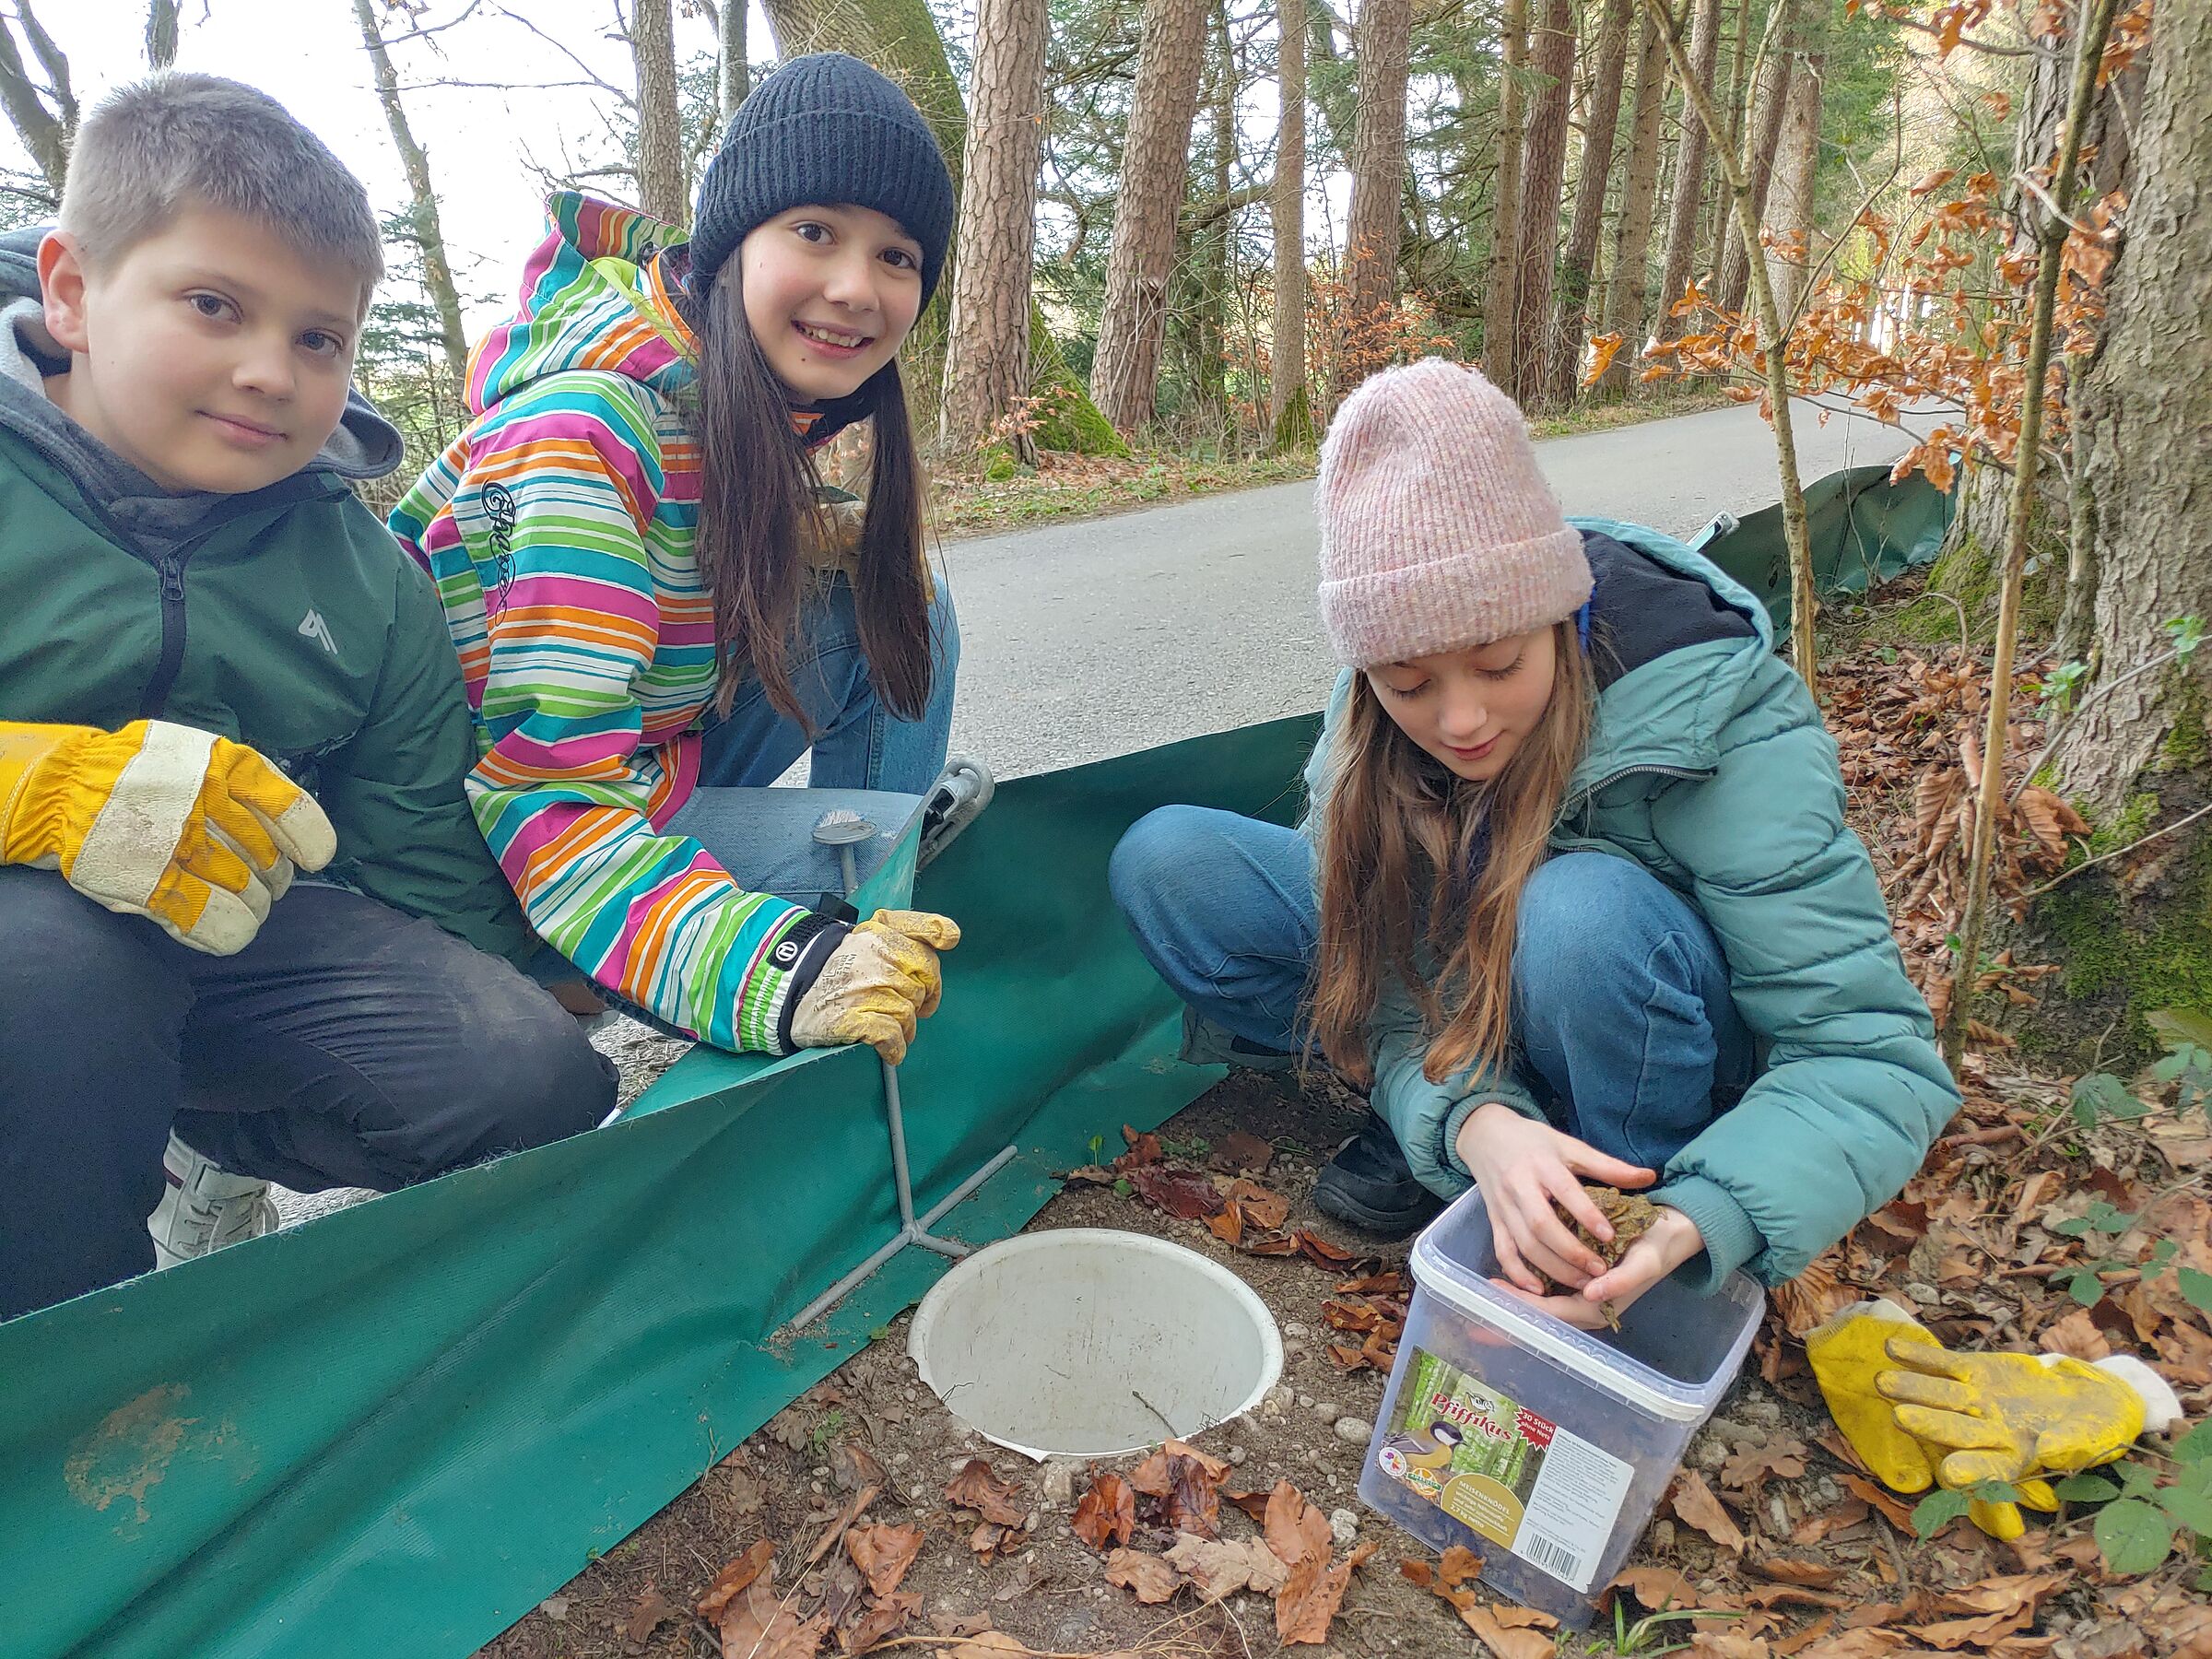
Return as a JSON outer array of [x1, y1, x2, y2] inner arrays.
[[783, 808, 1017, 1333]]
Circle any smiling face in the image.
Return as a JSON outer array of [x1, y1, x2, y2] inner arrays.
[[1366, 627, 1560, 783], [38, 205, 364, 495], [735, 203, 926, 402]]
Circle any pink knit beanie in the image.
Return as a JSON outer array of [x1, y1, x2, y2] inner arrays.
[[1316, 359, 1591, 668]]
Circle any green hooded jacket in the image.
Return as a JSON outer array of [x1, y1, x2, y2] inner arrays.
[[1312, 521, 1959, 1290], [0, 229, 531, 965]]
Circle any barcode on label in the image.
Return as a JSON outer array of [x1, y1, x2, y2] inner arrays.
[[1518, 1530, 1586, 1585]]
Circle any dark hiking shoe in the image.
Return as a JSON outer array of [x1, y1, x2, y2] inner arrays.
[[1312, 1113, 1445, 1238]]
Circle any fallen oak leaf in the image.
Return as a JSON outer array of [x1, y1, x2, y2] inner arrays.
[[1224, 1177, 1289, 1230], [1103, 1547, 1182, 1605], [944, 1459, 1026, 1527], [1610, 1565, 1739, 1618], [843, 1524, 923, 1598], [1458, 1601, 1562, 1659], [1262, 1479, 1333, 1568], [698, 1540, 777, 1621], [1722, 1437, 1809, 1490], [623, 1586, 677, 1649], [1071, 1472, 1135, 1551]]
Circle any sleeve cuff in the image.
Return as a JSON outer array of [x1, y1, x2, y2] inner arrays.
[[1440, 1090, 1546, 1182], [1653, 1174, 1766, 1291], [761, 910, 852, 1054]]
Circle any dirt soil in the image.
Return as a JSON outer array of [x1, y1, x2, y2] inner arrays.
[[470, 1065, 1982, 1659]]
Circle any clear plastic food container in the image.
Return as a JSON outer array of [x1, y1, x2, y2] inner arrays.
[[1358, 1187, 1764, 1626]]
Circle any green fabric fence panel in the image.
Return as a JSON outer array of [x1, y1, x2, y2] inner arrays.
[[0, 716, 1315, 1659], [1694, 465, 1956, 633]]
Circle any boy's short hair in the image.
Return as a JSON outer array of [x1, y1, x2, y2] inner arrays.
[[59, 72, 383, 310]]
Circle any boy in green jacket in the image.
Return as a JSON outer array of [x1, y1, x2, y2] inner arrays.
[[0, 74, 614, 1323]]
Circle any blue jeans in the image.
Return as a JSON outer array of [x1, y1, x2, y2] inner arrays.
[[680, 572, 959, 905], [1107, 807, 1758, 1171]]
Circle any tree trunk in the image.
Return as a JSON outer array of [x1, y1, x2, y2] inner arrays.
[[1196, 0, 1235, 432], [145, 0, 181, 68], [1594, 5, 1669, 396], [1508, 0, 1579, 407], [1652, 0, 1721, 343], [1765, 32, 1823, 322], [1271, 0, 1313, 448], [630, 0, 688, 227], [1091, 0, 1210, 434], [939, 0, 1050, 454], [1715, 0, 1797, 319], [1545, 0, 1631, 409], [0, 8, 71, 199], [761, 0, 1124, 452], [352, 0, 471, 404], [719, 0, 749, 117], [1482, 0, 1531, 389], [1706, 0, 1756, 285], [2053, 4, 2210, 819], [1344, 0, 1415, 384]]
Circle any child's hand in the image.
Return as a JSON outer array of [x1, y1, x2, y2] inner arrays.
[[1495, 1206, 1706, 1332], [1453, 1101, 1654, 1296]]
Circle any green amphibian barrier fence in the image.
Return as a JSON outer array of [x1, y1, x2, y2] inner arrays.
[[0, 470, 1947, 1658]]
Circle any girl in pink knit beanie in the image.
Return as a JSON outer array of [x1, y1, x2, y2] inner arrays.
[[1111, 358, 1953, 1337]]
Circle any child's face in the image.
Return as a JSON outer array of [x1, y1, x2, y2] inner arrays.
[[38, 206, 362, 495], [735, 204, 925, 403], [1367, 626, 1559, 783]]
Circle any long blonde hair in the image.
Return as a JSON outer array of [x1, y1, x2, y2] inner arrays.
[[1310, 618, 1597, 1088]]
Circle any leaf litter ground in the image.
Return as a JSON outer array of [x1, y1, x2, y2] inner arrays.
[[479, 605, 2210, 1659]]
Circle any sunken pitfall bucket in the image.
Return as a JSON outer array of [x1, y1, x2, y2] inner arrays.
[[907, 1229, 1282, 1459]]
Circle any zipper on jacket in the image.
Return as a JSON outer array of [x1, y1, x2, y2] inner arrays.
[[1561, 761, 1715, 830], [140, 552, 190, 718]]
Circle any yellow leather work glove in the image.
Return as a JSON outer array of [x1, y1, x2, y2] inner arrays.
[[1806, 1300, 2061, 1538], [0, 720, 336, 955], [1877, 1337, 2179, 1539], [788, 908, 959, 1065]]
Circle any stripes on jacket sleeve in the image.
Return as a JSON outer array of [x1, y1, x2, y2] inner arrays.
[[404, 372, 815, 1053]]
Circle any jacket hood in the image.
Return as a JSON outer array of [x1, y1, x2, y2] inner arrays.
[[0, 225, 404, 484], [465, 194, 699, 419]]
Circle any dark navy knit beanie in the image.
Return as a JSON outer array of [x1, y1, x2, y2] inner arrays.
[[687, 53, 956, 307]]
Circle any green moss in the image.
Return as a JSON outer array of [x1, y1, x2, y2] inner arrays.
[[2159, 673, 2210, 770], [2040, 822, 2212, 1057], [2086, 792, 2159, 857], [979, 443, 1019, 483]]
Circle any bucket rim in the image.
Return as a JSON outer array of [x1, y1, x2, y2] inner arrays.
[[907, 1227, 1285, 1460]]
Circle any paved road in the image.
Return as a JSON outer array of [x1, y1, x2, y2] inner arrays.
[[941, 398, 1921, 778]]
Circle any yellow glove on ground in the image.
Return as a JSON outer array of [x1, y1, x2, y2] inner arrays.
[[789, 908, 959, 1065], [0, 720, 335, 955], [1807, 1300, 1945, 1495], [1876, 1337, 2178, 1537]]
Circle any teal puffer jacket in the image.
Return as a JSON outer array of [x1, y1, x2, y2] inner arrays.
[[1307, 521, 1959, 1290]]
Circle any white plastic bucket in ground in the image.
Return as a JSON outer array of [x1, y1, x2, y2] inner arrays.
[[908, 1229, 1282, 1460]]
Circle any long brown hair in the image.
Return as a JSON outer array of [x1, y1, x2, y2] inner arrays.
[[685, 265, 935, 724], [1310, 618, 1597, 1088]]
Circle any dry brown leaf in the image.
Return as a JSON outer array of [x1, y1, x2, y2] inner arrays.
[[944, 1459, 1026, 1526], [1722, 1437, 1809, 1490], [1935, 1574, 2065, 1618], [1126, 1163, 1225, 1219], [623, 1586, 677, 1649], [2040, 1306, 2112, 1360], [1205, 1205, 1243, 1245], [1212, 1130, 1276, 1172], [1103, 1547, 1181, 1605], [1401, 1545, 1485, 1623], [698, 1540, 777, 1621], [1794, 1631, 1912, 1659], [717, 1577, 828, 1659], [1276, 1540, 1376, 1645], [1839, 1472, 1920, 1533], [1261, 1479, 1333, 1568], [1670, 1470, 1747, 1553], [843, 1524, 923, 1599], [1756, 1558, 1844, 1587], [1163, 1532, 1288, 1601], [945, 1631, 1027, 1659], [1225, 1178, 1290, 1230], [1691, 1635, 1775, 1659], [830, 1440, 886, 1492], [1457, 1601, 1559, 1659], [1071, 1472, 1135, 1551], [837, 1592, 920, 1655], [1611, 1564, 1725, 1614]]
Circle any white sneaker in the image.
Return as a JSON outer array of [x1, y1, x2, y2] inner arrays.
[[147, 1131, 279, 1268]]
